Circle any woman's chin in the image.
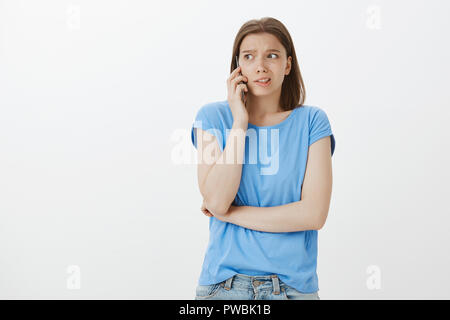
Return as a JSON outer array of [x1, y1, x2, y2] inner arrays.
[[249, 91, 273, 98]]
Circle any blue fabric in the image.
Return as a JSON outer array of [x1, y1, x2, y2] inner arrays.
[[190, 100, 335, 294]]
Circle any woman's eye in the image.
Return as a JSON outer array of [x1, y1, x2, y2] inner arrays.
[[244, 53, 278, 59]]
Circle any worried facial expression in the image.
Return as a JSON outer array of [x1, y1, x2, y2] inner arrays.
[[238, 32, 292, 96]]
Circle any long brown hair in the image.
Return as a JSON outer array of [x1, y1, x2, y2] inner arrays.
[[230, 17, 306, 111]]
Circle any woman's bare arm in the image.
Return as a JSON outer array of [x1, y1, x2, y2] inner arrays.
[[217, 200, 319, 232], [196, 120, 248, 215]]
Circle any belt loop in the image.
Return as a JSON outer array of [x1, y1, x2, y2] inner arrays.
[[224, 275, 234, 290], [271, 275, 280, 295]]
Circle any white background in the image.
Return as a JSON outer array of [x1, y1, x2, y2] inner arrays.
[[1, 0, 449, 299]]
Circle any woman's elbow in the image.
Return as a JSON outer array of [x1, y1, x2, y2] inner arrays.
[[204, 198, 230, 217], [212, 203, 231, 216], [315, 211, 329, 230]]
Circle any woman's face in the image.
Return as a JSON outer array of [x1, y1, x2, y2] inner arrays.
[[238, 32, 292, 97]]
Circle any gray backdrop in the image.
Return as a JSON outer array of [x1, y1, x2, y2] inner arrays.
[[1, 0, 449, 299]]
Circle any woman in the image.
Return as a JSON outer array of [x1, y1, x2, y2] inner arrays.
[[190, 17, 335, 300]]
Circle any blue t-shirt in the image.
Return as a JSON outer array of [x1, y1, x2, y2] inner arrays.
[[190, 100, 335, 293]]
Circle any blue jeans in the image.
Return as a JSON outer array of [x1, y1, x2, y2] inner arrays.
[[195, 273, 320, 300]]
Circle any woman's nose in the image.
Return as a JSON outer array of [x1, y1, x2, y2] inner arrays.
[[255, 57, 268, 72]]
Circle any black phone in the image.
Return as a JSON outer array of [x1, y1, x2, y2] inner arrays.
[[235, 55, 246, 104]]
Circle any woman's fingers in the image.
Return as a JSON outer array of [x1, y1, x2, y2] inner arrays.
[[203, 210, 213, 217], [202, 208, 213, 216], [201, 201, 213, 217]]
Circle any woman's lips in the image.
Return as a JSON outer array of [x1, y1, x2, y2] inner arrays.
[[254, 79, 271, 87]]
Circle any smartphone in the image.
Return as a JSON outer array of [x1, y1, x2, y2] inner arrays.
[[235, 55, 246, 104]]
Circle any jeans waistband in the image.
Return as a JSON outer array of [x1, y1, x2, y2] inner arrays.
[[223, 273, 281, 295]]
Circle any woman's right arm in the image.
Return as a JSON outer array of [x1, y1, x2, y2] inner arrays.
[[196, 65, 249, 216], [196, 119, 248, 216]]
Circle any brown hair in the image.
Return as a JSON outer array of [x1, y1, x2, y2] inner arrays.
[[230, 17, 306, 111]]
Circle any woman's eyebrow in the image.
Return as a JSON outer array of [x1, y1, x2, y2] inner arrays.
[[241, 49, 281, 53]]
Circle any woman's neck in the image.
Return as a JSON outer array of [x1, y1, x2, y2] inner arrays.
[[245, 94, 284, 119]]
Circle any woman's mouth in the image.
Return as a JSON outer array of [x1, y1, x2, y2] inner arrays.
[[254, 78, 271, 87]]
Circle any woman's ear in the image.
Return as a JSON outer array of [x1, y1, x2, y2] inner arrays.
[[285, 56, 292, 76]]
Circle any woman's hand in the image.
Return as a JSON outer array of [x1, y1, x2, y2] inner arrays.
[[200, 199, 213, 217], [227, 66, 249, 124]]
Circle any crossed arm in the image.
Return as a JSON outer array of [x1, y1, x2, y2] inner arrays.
[[212, 200, 318, 232], [201, 136, 333, 232]]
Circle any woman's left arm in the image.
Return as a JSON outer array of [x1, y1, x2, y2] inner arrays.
[[214, 136, 333, 233]]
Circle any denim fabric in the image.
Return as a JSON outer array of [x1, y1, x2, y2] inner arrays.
[[195, 273, 320, 300]]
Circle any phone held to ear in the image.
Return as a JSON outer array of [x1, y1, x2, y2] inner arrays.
[[235, 55, 246, 104]]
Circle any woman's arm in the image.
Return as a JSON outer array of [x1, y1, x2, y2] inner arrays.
[[209, 136, 333, 232], [197, 120, 248, 216], [215, 200, 318, 232]]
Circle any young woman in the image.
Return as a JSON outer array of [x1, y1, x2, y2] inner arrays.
[[191, 17, 335, 300]]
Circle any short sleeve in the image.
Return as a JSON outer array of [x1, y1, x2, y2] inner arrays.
[[308, 107, 336, 156], [191, 105, 224, 152]]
